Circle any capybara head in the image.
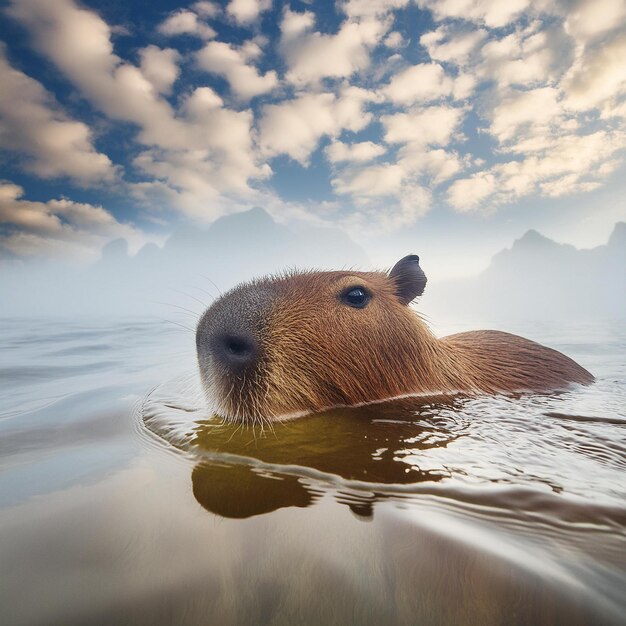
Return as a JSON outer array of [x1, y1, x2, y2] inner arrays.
[[196, 255, 434, 422]]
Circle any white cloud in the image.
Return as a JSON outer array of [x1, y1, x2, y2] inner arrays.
[[489, 87, 562, 143], [420, 25, 487, 65], [330, 143, 466, 224], [382, 105, 465, 146], [332, 105, 468, 217], [282, 15, 390, 85], [325, 140, 386, 163], [563, 32, 626, 110], [226, 0, 271, 25], [192, 1, 220, 18], [8, 0, 268, 220], [139, 45, 180, 95], [447, 171, 497, 212], [452, 73, 477, 100], [333, 162, 405, 197], [476, 24, 563, 90], [417, 0, 532, 28], [280, 7, 315, 40], [448, 130, 626, 212], [339, 0, 409, 19], [196, 41, 278, 100], [384, 31, 405, 48], [0, 181, 148, 261], [0, 48, 115, 184], [157, 9, 216, 40], [258, 87, 380, 164], [600, 99, 626, 122], [564, 0, 626, 43], [5, 0, 626, 242], [333, 172, 432, 233], [398, 146, 466, 184], [384, 63, 454, 104], [8, 0, 183, 149], [130, 86, 271, 220]]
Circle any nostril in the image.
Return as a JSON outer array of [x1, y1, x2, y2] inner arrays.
[[224, 335, 252, 358], [205, 330, 259, 369]]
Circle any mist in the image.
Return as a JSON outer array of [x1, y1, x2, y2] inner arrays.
[[1, 207, 623, 328]]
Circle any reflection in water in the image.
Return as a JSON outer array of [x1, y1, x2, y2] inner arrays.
[[192, 463, 318, 519], [144, 375, 626, 522], [1, 318, 626, 625], [190, 396, 460, 519], [142, 380, 626, 624]]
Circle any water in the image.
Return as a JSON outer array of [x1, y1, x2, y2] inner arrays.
[[1, 316, 625, 625]]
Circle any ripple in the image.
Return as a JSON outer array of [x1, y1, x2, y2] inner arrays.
[[135, 364, 626, 624], [140, 373, 626, 513]]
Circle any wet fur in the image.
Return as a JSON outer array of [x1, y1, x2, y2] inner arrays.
[[198, 268, 594, 422]]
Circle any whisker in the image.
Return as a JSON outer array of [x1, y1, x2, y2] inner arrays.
[[168, 288, 209, 310], [160, 318, 195, 334], [200, 274, 223, 297], [192, 286, 217, 302], [156, 302, 202, 320]]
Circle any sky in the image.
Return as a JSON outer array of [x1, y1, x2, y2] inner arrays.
[[0, 0, 625, 277]]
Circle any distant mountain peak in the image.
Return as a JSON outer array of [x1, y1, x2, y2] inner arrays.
[[513, 229, 556, 249], [210, 206, 275, 231], [608, 221, 626, 248], [101, 237, 129, 261]]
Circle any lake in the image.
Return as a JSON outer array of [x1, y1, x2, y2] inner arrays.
[[1, 316, 625, 625]]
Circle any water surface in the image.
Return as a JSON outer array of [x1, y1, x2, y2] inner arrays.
[[1, 316, 625, 625]]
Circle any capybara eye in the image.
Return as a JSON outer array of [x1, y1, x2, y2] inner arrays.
[[341, 286, 371, 309]]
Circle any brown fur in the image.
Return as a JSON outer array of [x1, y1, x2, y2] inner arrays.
[[197, 267, 594, 422]]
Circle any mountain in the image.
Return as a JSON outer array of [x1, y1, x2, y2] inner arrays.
[[0, 207, 370, 316], [424, 222, 626, 321], [1, 209, 623, 321]]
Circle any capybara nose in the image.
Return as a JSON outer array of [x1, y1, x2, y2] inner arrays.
[[211, 332, 259, 371]]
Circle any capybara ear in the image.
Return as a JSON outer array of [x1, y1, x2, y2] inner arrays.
[[389, 255, 427, 304]]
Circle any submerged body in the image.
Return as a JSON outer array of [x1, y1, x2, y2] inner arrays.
[[196, 255, 593, 422]]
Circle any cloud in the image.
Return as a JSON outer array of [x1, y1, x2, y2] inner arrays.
[[398, 146, 466, 185], [564, 0, 626, 43], [0, 48, 115, 184], [447, 171, 496, 212], [8, 0, 268, 219], [420, 25, 487, 66], [0, 181, 149, 261], [4, 0, 626, 248], [139, 45, 180, 95], [157, 9, 216, 40], [281, 10, 390, 85], [325, 140, 386, 163], [329, 108, 467, 219], [384, 31, 405, 48], [258, 86, 380, 164], [280, 7, 315, 39], [226, 0, 271, 25], [333, 162, 406, 197], [328, 99, 469, 218], [196, 41, 278, 100], [417, 0, 532, 28], [339, 0, 409, 19], [382, 105, 465, 146], [563, 32, 626, 110], [8, 0, 182, 147], [384, 63, 455, 104], [131, 87, 271, 220], [330, 145, 465, 221], [489, 87, 561, 143], [448, 130, 626, 211], [192, 1, 220, 18], [333, 173, 432, 233], [476, 22, 565, 90]]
